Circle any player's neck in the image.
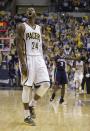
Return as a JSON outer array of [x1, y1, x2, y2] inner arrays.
[[27, 19, 36, 29]]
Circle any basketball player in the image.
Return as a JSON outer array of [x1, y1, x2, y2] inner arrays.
[[49, 48, 81, 103], [50, 48, 68, 104], [74, 53, 84, 92], [16, 8, 50, 125]]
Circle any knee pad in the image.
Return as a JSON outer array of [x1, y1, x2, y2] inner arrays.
[[22, 86, 30, 103], [36, 82, 50, 97]]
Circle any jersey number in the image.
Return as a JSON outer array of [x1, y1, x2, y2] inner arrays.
[[32, 42, 38, 49], [60, 61, 65, 67]]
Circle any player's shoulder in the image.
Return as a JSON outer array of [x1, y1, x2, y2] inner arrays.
[[16, 23, 25, 31]]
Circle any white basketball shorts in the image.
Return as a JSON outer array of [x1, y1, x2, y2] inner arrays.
[[21, 55, 50, 87], [74, 71, 83, 84]]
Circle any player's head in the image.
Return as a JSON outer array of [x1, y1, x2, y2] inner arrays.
[[26, 8, 36, 19], [60, 48, 64, 55]]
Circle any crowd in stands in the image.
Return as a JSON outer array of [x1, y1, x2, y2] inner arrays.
[[0, 0, 90, 12], [52, 0, 90, 12], [0, 11, 90, 87]]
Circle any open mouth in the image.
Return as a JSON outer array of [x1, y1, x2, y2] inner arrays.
[[29, 12, 32, 16]]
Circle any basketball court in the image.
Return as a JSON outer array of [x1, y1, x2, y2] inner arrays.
[[0, 89, 90, 131]]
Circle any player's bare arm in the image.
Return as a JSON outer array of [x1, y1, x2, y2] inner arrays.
[[16, 23, 27, 77]]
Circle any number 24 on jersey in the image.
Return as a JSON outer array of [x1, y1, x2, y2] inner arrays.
[[32, 42, 38, 49]]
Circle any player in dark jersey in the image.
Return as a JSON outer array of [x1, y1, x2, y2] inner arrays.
[[50, 48, 68, 104], [50, 47, 87, 104]]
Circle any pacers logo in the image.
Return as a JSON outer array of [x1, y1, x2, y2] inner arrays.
[[26, 32, 40, 42]]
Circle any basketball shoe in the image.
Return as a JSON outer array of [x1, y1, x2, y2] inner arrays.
[[59, 97, 64, 104], [24, 116, 35, 126]]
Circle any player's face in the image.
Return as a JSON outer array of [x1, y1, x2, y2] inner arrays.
[[60, 49, 64, 55], [26, 8, 36, 19]]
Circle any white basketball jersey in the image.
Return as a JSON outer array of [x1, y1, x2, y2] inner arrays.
[[23, 22, 43, 56]]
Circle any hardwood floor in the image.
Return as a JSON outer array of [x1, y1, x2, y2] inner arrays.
[[0, 89, 90, 131]]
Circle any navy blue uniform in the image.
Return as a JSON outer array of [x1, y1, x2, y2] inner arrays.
[[54, 55, 68, 85]]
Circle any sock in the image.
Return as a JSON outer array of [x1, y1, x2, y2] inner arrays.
[[24, 110, 30, 119], [29, 99, 37, 107]]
